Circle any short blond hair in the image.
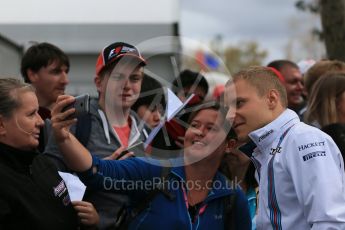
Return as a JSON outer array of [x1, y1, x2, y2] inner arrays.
[[227, 66, 288, 107]]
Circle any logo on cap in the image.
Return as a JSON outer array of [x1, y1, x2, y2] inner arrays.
[[108, 47, 122, 60], [121, 46, 137, 54]]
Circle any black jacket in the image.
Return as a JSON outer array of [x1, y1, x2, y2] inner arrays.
[[0, 143, 78, 229]]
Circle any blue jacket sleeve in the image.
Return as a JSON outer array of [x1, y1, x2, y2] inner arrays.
[[78, 156, 164, 193], [234, 188, 252, 230]]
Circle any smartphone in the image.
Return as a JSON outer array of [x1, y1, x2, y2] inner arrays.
[[116, 141, 145, 160], [62, 94, 90, 119]]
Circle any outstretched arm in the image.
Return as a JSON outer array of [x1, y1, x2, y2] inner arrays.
[[51, 95, 94, 172]]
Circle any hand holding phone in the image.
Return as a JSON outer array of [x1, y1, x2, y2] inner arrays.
[[61, 94, 90, 119], [116, 141, 145, 160]]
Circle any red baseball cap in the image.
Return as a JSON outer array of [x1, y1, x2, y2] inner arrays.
[[95, 42, 146, 75]]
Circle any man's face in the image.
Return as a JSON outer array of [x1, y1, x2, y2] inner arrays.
[[280, 66, 304, 109], [136, 105, 162, 128], [99, 63, 144, 110], [224, 79, 273, 142], [29, 60, 69, 107]]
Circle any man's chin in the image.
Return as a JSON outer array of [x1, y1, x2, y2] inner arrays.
[[290, 97, 304, 106], [237, 134, 250, 143]]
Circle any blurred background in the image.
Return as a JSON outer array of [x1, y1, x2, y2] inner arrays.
[[0, 0, 339, 97]]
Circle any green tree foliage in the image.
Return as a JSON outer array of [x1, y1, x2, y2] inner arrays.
[[223, 42, 268, 74], [296, 0, 345, 61]]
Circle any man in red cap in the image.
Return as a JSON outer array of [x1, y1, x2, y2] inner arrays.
[[45, 41, 150, 229]]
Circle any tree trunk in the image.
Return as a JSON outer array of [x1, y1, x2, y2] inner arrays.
[[320, 0, 345, 61]]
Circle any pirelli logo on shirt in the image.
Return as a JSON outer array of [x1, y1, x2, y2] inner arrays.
[[297, 141, 325, 151], [302, 151, 326, 161]]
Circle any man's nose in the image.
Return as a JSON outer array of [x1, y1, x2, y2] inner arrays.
[[60, 71, 69, 85], [226, 107, 236, 124], [296, 81, 304, 91], [122, 79, 131, 90], [152, 110, 161, 121]]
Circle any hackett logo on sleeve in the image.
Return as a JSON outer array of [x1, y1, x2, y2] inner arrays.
[[297, 141, 325, 151]]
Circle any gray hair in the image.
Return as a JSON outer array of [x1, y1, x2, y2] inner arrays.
[[0, 78, 35, 118]]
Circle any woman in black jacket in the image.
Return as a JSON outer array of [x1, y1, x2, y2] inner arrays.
[[0, 78, 98, 229]]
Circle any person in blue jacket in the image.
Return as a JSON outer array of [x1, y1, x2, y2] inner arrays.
[[51, 95, 251, 230]]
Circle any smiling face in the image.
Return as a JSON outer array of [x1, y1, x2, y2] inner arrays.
[[280, 66, 304, 109], [184, 108, 229, 164], [0, 91, 44, 151], [224, 79, 275, 142]]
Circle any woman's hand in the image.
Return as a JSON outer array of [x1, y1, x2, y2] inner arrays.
[[72, 201, 100, 226], [103, 146, 134, 160], [51, 95, 77, 143]]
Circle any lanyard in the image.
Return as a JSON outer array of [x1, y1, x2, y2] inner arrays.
[[181, 184, 208, 220]]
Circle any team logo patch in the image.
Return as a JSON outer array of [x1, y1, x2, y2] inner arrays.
[[108, 47, 122, 60], [214, 214, 223, 220], [270, 147, 282, 155], [298, 141, 325, 151], [121, 46, 136, 53], [302, 151, 326, 161], [53, 180, 67, 198], [258, 129, 273, 142]]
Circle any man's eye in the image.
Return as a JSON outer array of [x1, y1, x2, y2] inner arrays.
[[51, 69, 61, 74], [130, 77, 140, 82], [111, 74, 123, 80], [236, 100, 244, 107]]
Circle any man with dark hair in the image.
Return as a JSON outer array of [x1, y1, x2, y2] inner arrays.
[[21, 42, 70, 119], [21, 42, 70, 152], [172, 69, 209, 102], [267, 60, 304, 113], [132, 74, 165, 128]]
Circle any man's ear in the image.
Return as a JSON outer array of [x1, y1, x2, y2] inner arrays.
[[266, 89, 280, 110], [94, 75, 103, 92], [27, 69, 38, 83], [0, 115, 7, 136]]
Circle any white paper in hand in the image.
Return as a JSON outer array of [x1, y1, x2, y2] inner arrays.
[[58, 171, 86, 201], [166, 88, 194, 121]]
